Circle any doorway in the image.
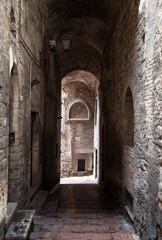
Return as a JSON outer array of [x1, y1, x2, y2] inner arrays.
[[78, 159, 85, 171], [31, 112, 40, 187]]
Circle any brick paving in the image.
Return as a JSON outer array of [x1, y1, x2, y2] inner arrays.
[[29, 183, 140, 240]]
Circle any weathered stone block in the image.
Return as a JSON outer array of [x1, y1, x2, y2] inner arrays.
[[0, 136, 8, 149], [5, 210, 35, 240]]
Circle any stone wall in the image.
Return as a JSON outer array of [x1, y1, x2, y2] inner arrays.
[[10, 0, 46, 207], [61, 81, 95, 177], [102, 0, 162, 239], [0, 1, 10, 238], [0, 0, 46, 238]]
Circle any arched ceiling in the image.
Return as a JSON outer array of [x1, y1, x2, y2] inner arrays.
[[58, 42, 102, 79], [51, 17, 109, 54], [46, 0, 122, 27], [46, 0, 123, 78], [62, 70, 99, 92]]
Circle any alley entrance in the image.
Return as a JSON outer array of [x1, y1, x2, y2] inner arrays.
[[60, 70, 101, 180]]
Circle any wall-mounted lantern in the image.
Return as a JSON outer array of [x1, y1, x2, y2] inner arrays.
[[62, 38, 71, 51]]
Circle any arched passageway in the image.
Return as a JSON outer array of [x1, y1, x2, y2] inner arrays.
[[42, 1, 161, 239], [60, 70, 101, 180], [0, 0, 161, 239]]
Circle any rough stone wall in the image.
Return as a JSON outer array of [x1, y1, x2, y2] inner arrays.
[[102, 0, 162, 239], [10, 0, 46, 207], [61, 81, 95, 177], [122, 146, 136, 202], [0, 1, 10, 238], [0, 0, 46, 237]]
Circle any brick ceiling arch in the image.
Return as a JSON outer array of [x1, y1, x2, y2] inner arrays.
[[46, 0, 122, 26], [62, 70, 99, 92], [58, 42, 102, 79], [46, 0, 123, 78], [52, 17, 109, 55]]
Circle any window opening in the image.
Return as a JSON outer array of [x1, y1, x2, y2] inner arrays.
[[78, 159, 85, 171]]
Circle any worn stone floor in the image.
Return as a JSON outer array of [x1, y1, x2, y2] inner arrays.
[[60, 176, 98, 184], [29, 178, 139, 240]]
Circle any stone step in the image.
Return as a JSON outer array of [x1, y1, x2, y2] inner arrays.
[[39, 212, 123, 218], [33, 216, 124, 225], [56, 208, 115, 214], [32, 224, 131, 234], [5, 203, 18, 231], [5, 210, 35, 240], [31, 217, 134, 234], [29, 232, 139, 240], [29, 190, 48, 213]]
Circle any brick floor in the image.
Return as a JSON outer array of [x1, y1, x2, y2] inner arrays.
[[29, 183, 140, 240]]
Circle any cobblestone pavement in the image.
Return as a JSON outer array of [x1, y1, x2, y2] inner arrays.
[[29, 183, 140, 240]]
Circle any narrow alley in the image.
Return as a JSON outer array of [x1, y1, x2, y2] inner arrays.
[[0, 1, 161, 239]]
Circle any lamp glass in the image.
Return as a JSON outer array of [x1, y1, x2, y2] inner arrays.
[[62, 38, 71, 50]]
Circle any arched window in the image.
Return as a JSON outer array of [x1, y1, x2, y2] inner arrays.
[[68, 100, 90, 121], [123, 87, 134, 146]]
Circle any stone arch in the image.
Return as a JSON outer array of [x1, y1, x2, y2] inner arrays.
[[123, 87, 134, 146], [8, 63, 21, 202], [68, 99, 90, 121], [62, 70, 99, 92]]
